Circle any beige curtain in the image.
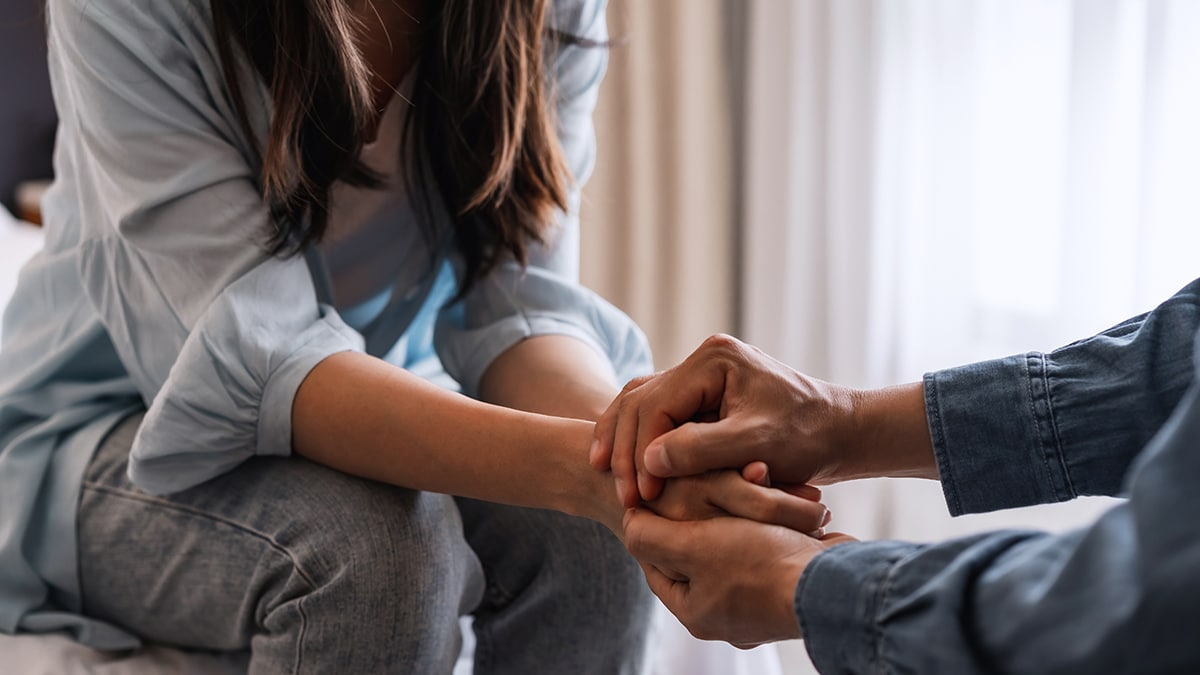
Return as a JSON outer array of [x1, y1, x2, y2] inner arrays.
[[580, 0, 737, 368]]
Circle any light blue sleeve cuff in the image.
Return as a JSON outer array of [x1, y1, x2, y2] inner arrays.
[[128, 261, 363, 495], [256, 307, 364, 458]]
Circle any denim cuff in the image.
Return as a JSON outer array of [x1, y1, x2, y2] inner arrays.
[[795, 541, 924, 674], [924, 354, 1074, 515]]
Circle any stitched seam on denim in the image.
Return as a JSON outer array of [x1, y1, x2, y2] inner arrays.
[[472, 608, 494, 674], [1038, 355, 1076, 499], [80, 481, 321, 591], [874, 550, 911, 675], [294, 594, 308, 675], [925, 376, 962, 515], [796, 551, 827, 668], [1024, 354, 1059, 504]]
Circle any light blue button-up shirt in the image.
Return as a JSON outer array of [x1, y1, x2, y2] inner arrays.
[[0, 0, 647, 649]]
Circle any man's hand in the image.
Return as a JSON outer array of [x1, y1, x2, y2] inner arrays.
[[592, 334, 858, 507], [592, 334, 940, 508], [623, 508, 856, 648]]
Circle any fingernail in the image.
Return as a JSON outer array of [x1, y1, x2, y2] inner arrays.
[[637, 473, 653, 500], [615, 475, 628, 504], [588, 438, 601, 465], [646, 440, 670, 474]]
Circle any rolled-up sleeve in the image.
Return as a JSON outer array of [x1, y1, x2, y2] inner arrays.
[[924, 278, 1200, 515], [434, 0, 653, 395], [51, 0, 361, 495]]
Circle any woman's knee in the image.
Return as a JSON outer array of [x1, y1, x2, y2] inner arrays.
[[459, 499, 652, 621], [253, 472, 483, 672], [286, 479, 483, 618]]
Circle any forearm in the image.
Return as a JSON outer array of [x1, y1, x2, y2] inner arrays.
[[293, 351, 621, 530], [839, 382, 938, 482]]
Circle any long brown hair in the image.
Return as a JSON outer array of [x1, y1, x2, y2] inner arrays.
[[210, 0, 575, 292]]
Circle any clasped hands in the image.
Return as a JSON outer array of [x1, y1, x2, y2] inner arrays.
[[589, 335, 869, 649]]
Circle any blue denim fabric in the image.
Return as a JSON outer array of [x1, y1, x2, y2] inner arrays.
[[79, 414, 653, 674], [796, 278, 1200, 674]]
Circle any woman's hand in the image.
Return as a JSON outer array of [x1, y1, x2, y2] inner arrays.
[[646, 464, 831, 538]]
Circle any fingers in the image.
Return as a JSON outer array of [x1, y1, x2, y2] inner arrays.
[[703, 473, 828, 534], [637, 561, 690, 624], [635, 412, 668, 501], [610, 402, 643, 507], [594, 342, 737, 503], [741, 461, 770, 487], [642, 560, 687, 585], [623, 507, 693, 569], [591, 374, 653, 469], [605, 374, 673, 507], [778, 483, 822, 501], [643, 418, 760, 478], [743, 463, 825, 503], [594, 376, 652, 508]]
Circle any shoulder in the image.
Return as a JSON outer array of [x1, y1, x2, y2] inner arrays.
[[47, 0, 214, 57], [552, 0, 608, 40]]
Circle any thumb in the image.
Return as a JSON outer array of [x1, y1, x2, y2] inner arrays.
[[643, 418, 760, 477], [741, 461, 771, 487]]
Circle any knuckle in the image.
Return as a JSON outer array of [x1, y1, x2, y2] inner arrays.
[[745, 417, 778, 450], [624, 526, 644, 554], [701, 333, 740, 356], [754, 491, 781, 522], [621, 375, 647, 395], [690, 622, 718, 642]]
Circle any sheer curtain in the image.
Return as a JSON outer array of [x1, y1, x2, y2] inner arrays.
[[740, 1, 1200, 670], [581, 0, 737, 368], [582, 1, 779, 673]]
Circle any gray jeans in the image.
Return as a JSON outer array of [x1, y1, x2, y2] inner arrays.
[[77, 414, 652, 674]]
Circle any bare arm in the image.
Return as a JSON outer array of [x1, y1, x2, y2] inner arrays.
[[293, 351, 622, 529], [293, 340, 829, 536], [479, 335, 619, 421]]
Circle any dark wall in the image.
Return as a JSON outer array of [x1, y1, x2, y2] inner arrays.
[[0, 1, 56, 211]]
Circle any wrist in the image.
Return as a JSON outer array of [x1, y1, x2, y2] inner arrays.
[[547, 418, 624, 532], [846, 382, 938, 480]]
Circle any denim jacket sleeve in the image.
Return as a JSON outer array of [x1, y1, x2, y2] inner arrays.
[[795, 280, 1200, 674], [928, 278, 1200, 515], [434, 0, 653, 395]]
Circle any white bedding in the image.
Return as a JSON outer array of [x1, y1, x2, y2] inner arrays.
[[0, 633, 246, 675], [0, 205, 781, 674], [0, 206, 43, 345]]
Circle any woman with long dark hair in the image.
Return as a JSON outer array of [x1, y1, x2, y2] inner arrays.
[[0, 0, 827, 671]]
